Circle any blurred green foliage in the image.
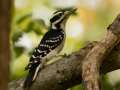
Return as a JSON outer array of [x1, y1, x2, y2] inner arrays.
[[10, 0, 120, 89]]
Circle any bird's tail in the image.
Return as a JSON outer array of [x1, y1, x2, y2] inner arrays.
[[23, 64, 42, 89]]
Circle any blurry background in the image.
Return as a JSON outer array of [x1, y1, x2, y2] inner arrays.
[[10, 0, 120, 89]]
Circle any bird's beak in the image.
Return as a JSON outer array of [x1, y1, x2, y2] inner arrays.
[[70, 8, 77, 13], [65, 8, 77, 16]]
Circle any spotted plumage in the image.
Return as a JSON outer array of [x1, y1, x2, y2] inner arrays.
[[23, 8, 77, 89], [25, 29, 65, 70]]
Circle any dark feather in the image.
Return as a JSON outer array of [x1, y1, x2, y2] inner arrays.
[[23, 29, 64, 89], [23, 69, 36, 89]]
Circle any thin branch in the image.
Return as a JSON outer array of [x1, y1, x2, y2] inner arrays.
[[9, 41, 120, 90], [82, 14, 120, 90]]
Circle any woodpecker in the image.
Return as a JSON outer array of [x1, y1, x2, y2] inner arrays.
[[23, 8, 77, 89]]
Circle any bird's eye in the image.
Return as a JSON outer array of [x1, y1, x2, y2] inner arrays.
[[54, 12, 63, 17], [57, 13, 63, 18], [50, 12, 63, 22]]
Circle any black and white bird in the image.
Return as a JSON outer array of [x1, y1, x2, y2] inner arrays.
[[23, 8, 77, 89]]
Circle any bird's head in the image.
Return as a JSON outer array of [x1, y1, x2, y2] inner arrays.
[[50, 8, 77, 29]]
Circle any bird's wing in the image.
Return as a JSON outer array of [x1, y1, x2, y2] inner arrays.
[[23, 30, 65, 88], [40, 29, 65, 50], [25, 29, 64, 70]]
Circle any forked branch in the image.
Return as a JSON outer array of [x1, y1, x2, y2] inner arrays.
[[82, 14, 120, 90], [9, 14, 120, 90]]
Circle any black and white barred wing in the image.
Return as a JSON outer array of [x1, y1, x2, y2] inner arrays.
[[23, 30, 64, 88], [25, 29, 64, 70]]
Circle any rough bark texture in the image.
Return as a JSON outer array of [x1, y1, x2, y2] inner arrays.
[[9, 14, 120, 90], [0, 0, 11, 90], [9, 42, 120, 90], [82, 14, 120, 90]]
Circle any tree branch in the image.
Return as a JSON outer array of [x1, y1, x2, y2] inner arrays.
[[82, 14, 120, 90], [9, 42, 120, 90], [9, 14, 120, 90]]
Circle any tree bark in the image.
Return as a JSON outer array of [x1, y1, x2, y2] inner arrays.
[[0, 0, 12, 90], [9, 14, 120, 90], [9, 42, 120, 90], [82, 14, 120, 90]]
